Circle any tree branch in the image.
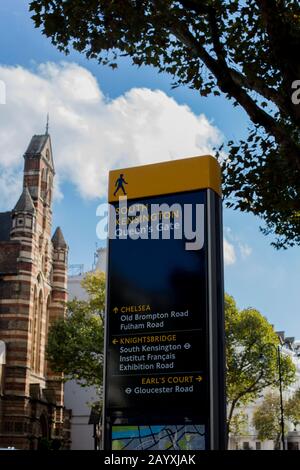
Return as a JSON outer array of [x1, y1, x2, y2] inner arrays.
[[179, 0, 300, 133], [205, 6, 293, 118], [178, 0, 212, 16], [256, 0, 300, 124], [257, 0, 300, 78], [170, 22, 300, 167], [229, 69, 287, 113], [227, 397, 239, 436]]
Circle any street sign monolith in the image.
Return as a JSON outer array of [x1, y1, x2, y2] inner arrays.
[[103, 155, 226, 450]]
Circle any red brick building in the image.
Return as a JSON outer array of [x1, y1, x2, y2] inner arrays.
[[0, 131, 70, 449]]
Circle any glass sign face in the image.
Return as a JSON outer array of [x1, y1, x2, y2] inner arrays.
[[105, 190, 210, 450]]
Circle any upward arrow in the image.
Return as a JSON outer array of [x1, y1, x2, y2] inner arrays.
[[113, 307, 119, 313]]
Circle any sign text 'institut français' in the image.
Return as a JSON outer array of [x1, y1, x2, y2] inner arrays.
[[103, 156, 226, 451]]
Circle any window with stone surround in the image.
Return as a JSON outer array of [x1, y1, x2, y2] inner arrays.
[[25, 217, 32, 228]]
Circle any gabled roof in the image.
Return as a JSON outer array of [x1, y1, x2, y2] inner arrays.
[[0, 212, 12, 241], [13, 186, 35, 213], [24, 134, 49, 156], [24, 133, 55, 172], [52, 227, 67, 248]]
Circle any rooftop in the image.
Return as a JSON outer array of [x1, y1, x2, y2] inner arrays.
[[0, 212, 12, 241]]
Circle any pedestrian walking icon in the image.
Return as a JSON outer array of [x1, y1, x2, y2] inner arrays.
[[114, 174, 128, 196]]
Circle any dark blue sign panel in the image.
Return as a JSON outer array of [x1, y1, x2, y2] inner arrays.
[[103, 155, 225, 451], [103, 189, 225, 450]]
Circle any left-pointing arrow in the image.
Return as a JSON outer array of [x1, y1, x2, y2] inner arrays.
[[112, 339, 118, 345]]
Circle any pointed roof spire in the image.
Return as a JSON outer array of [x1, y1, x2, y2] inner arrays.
[[13, 186, 35, 213], [46, 113, 49, 135], [52, 227, 67, 248]]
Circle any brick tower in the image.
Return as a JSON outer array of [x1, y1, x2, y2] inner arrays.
[[0, 131, 70, 449]]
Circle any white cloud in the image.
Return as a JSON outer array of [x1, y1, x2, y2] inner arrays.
[[0, 168, 22, 210], [223, 238, 236, 266], [0, 62, 222, 209], [239, 242, 252, 259], [223, 227, 252, 265]]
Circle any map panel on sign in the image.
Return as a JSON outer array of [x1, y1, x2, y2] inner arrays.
[[112, 425, 205, 450]]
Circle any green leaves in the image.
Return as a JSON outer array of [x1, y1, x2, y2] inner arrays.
[[285, 389, 300, 429], [81, 270, 106, 315], [220, 128, 300, 248], [46, 271, 106, 391], [253, 392, 282, 444], [225, 293, 296, 434], [29, 0, 300, 247], [253, 388, 300, 445]]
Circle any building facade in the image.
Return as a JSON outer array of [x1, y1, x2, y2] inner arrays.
[[0, 132, 70, 449]]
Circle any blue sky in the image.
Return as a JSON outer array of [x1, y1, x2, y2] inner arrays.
[[0, 0, 299, 338]]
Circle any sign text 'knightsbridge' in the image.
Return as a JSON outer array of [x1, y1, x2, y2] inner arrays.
[[103, 155, 226, 451]]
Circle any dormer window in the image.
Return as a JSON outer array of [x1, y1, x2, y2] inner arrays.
[[25, 217, 32, 228]]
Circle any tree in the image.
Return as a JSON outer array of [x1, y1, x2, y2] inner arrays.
[[229, 411, 250, 450], [252, 392, 283, 449], [29, 1, 300, 248], [225, 294, 295, 443], [285, 389, 300, 430], [46, 271, 105, 391]]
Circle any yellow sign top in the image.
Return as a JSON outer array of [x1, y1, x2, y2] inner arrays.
[[108, 155, 221, 202]]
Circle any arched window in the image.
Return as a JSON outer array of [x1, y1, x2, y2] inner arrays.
[[31, 288, 38, 370], [48, 175, 53, 205], [43, 296, 51, 376], [39, 413, 49, 439], [41, 168, 49, 201], [35, 291, 43, 374], [43, 243, 48, 276]]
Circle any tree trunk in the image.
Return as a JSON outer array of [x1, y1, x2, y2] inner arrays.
[[226, 399, 238, 449]]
